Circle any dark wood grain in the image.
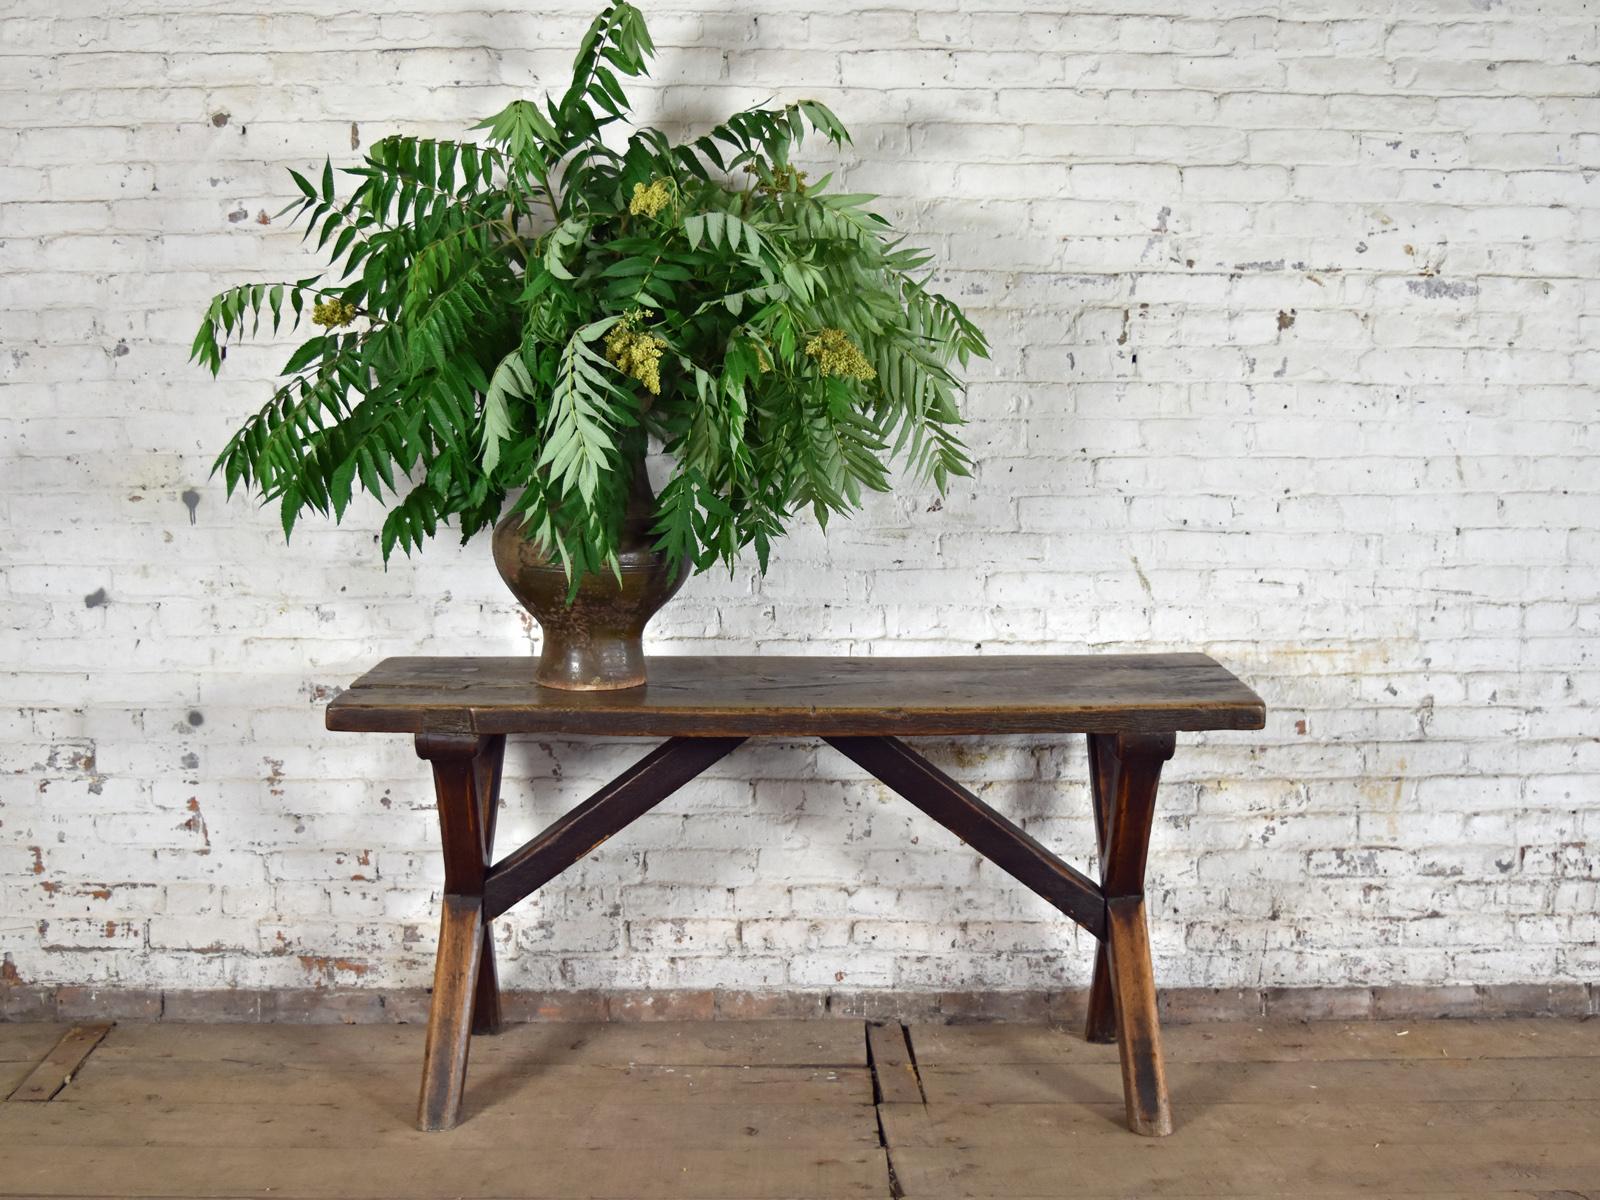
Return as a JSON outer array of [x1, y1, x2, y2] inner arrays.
[[413, 734, 501, 1128], [415, 734, 492, 897], [483, 736, 746, 921], [1083, 733, 1121, 1045], [824, 736, 1106, 940], [470, 736, 506, 1036], [1105, 897, 1172, 1137], [326, 654, 1266, 736], [1097, 733, 1177, 1137], [417, 895, 483, 1132], [1101, 733, 1175, 898]]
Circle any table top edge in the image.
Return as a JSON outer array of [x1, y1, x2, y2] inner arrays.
[[324, 652, 1266, 736], [325, 700, 1268, 736]]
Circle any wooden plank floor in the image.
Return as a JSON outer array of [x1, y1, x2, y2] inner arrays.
[[1, 1017, 1596, 1199], [0, 1023, 68, 1097]]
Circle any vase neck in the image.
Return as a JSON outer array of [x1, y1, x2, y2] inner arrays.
[[620, 452, 657, 547]]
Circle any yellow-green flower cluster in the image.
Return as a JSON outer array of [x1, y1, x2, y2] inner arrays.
[[628, 178, 672, 219], [803, 327, 876, 382], [604, 309, 667, 396], [311, 298, 359, 328]]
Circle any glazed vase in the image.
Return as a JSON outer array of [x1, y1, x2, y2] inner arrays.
[[491, 456, 684, 690]]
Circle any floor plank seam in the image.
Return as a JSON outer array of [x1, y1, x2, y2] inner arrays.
[[898, 1022, 928, 1106], [866, 1021, 908, 1200], [4, 1023, 113, 1103], [865, 1022, 882, 1107]]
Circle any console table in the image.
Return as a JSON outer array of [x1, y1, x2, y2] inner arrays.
[[325, 654, 1265, 1134]]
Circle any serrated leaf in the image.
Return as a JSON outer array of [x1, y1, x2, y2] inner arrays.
[[281, 335, 328, 376], [481, 347, 533, 475], [538, 328, 619, 503]]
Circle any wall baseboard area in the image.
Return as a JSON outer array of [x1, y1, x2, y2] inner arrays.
[[3, 983, 1594, 1025]]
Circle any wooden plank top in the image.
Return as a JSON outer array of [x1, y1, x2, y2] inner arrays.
[[325, 654, 1265, 738]]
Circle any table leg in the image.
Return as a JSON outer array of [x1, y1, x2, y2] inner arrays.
[[1095, 731, 1176, 1137], [414, 733, 496, 1131], [470, 736, 506, 1036], [418, 893, 483, 1131], [1084, 733, 1121, 1045]]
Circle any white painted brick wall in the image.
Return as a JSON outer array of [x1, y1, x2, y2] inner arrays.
[[3, 1, 1598, 997]]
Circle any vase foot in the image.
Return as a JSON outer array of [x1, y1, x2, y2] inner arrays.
[[535, 633, 648, 691]]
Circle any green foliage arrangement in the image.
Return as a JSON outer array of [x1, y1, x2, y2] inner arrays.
[[192, 2, 988, 585]]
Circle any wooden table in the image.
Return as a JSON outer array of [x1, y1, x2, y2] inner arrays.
[[326, 654, 1266, 1134]]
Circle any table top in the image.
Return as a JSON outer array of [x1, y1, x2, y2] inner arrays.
[[325, 654, 1266, 738]]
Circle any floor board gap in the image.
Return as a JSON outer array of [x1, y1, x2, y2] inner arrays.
[[867, 1021, 908, 1200], [898, 1022, 927, 1106], [5, 1024, 113, 1103], [865, 1020, 882, 1107]]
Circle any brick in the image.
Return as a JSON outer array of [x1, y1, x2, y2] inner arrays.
[[52, 986, 163, 1022]]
